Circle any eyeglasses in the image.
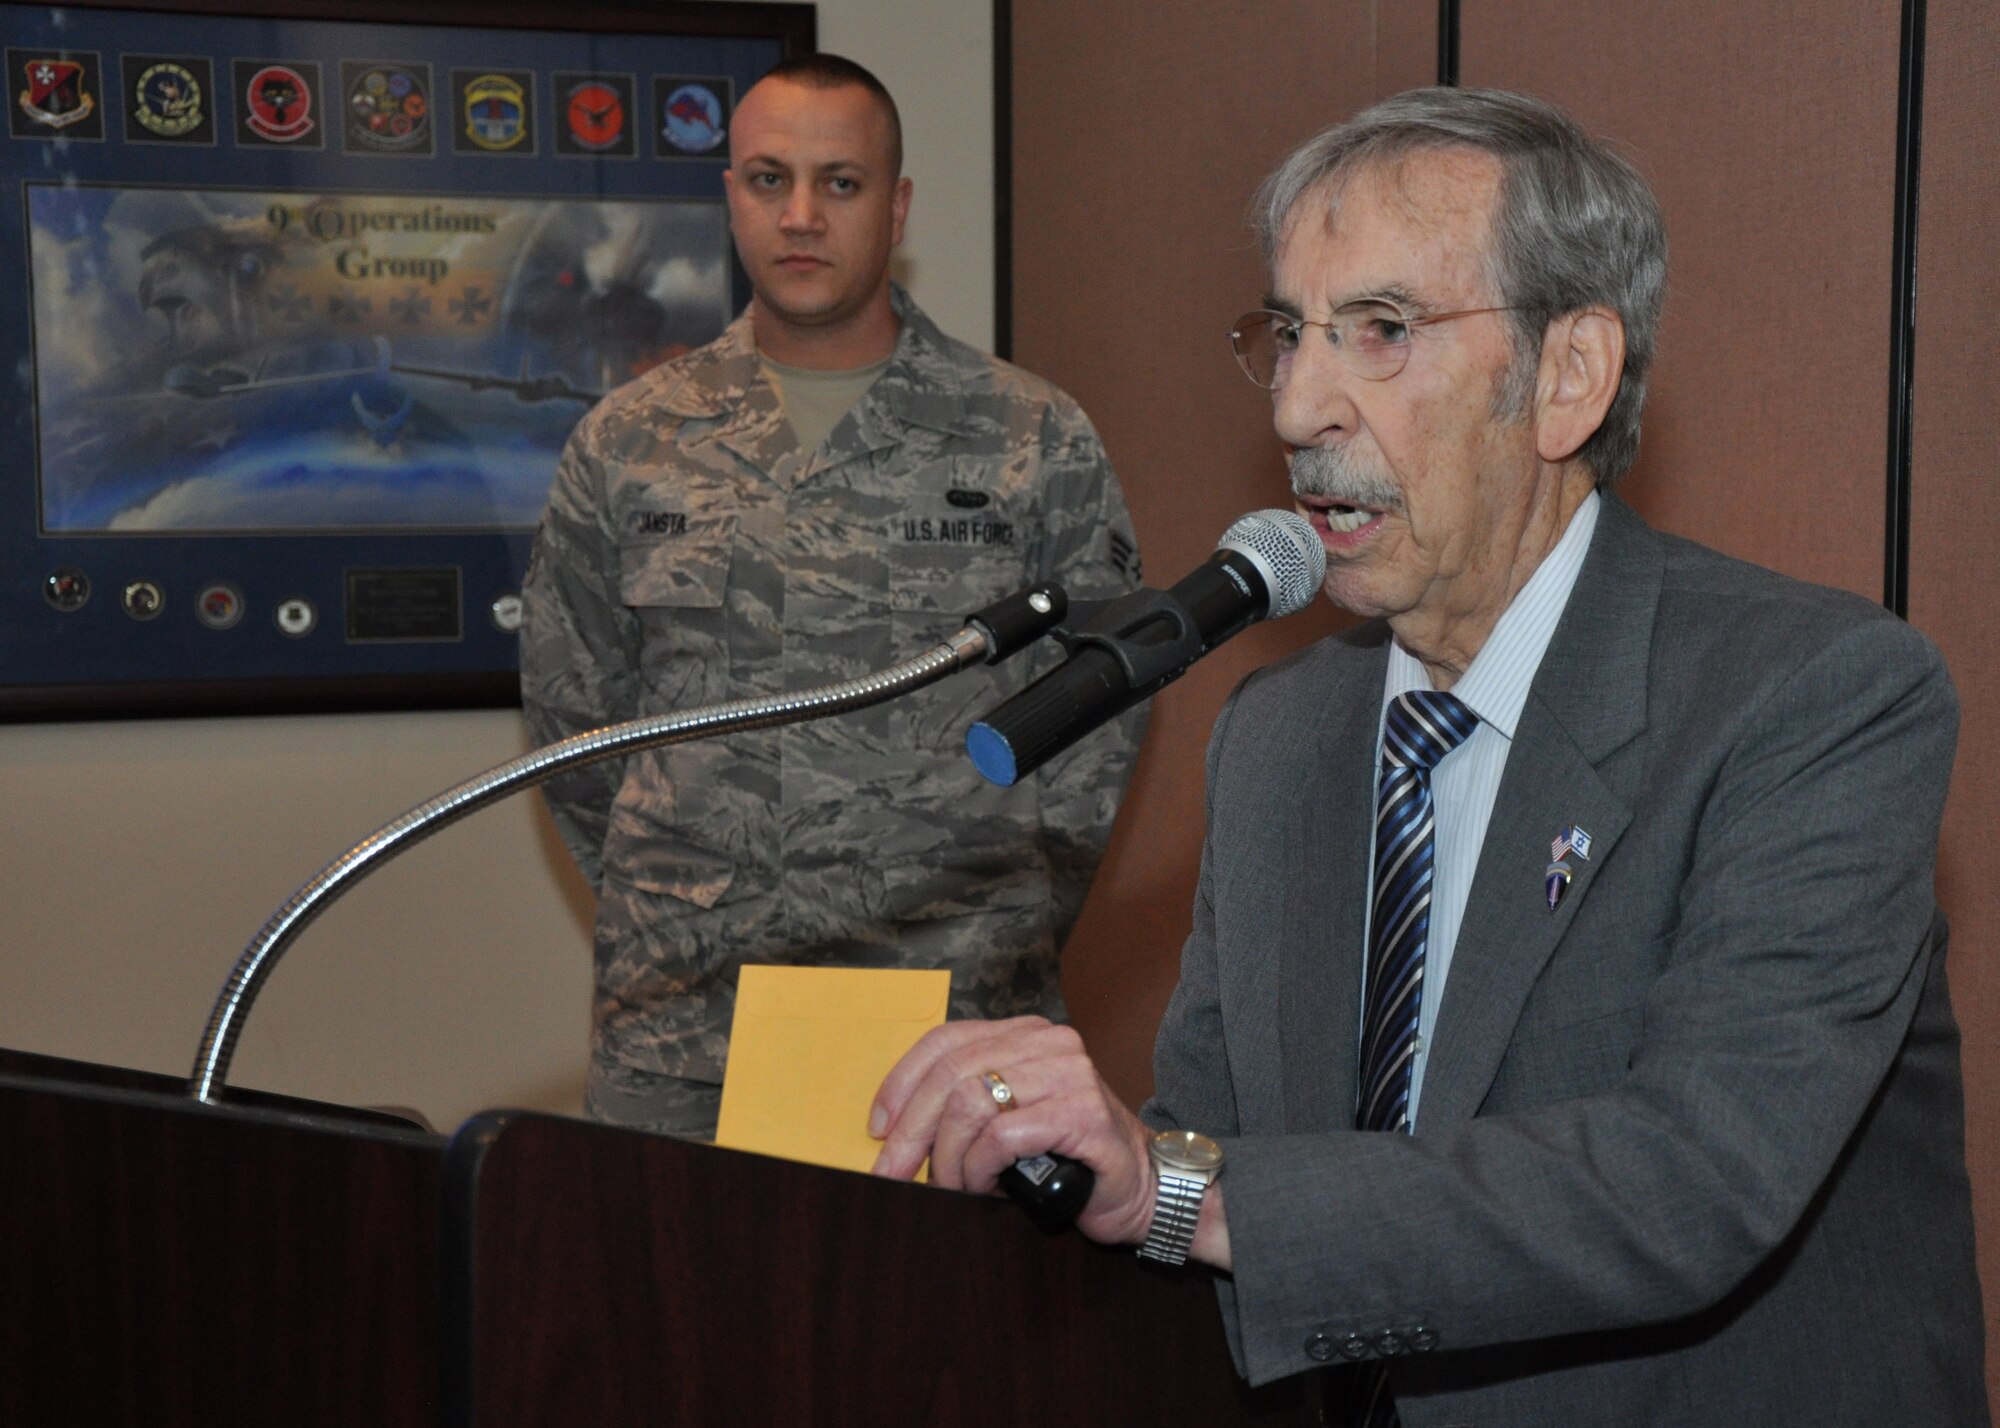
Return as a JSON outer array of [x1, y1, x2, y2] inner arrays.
[[1228, 302, 1522, 388]]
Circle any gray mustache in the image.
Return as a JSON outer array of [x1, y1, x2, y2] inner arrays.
[[1288, 446, 1402, 511]]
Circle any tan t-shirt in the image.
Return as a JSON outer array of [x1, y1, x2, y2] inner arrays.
[[760, 353, 893, 454]]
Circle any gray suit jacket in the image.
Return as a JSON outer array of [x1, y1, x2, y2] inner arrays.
[[1148, 495, 1987, 1425]]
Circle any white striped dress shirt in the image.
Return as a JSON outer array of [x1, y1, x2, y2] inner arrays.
[[1371, 491, 1601, 1127]]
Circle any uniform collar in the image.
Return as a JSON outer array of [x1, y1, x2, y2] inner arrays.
[[657, 283, 979, 441]]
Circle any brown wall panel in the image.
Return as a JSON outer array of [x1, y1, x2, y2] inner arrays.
[[1011, 1, 1434, 1104], [1015, 0, 1994, 1411], [1376, 1, 1447, 96], [1461, 0, 1903, 601], [1908, 0, 2000, 1401]]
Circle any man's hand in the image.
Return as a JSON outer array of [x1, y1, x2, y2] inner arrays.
[[869, 1017, 1156, 1247]]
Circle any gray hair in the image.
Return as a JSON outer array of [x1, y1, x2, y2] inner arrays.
[[1253, 88, 1667, 485]]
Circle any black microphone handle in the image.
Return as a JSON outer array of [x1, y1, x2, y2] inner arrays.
[[966, 550, 1272, 786], [969, 644, 1139, 785], [999, 1152, 1096, 1233]]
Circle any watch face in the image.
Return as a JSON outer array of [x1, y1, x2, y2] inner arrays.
[[1153, 1129, 1224, 1173]]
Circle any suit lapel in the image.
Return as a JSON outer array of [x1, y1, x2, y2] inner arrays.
[[1416, 713, 1632, 1125], [1416, 495, 1662, 1128], [1279, 633, 1389, 1133]]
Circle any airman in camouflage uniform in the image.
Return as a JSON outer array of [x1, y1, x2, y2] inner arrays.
[[521, 280, 1144, 1134]]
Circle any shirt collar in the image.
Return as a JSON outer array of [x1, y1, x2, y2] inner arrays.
[[1384, 489, 1602, 739]]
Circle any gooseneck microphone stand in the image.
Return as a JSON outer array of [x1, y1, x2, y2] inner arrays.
[[187, 585, 1068, 1108]]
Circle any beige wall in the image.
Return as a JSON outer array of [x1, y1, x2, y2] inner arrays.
[[0, 0, 996, 1133]]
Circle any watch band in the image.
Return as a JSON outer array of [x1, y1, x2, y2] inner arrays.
[[1137, 1167, 1209, 1266]]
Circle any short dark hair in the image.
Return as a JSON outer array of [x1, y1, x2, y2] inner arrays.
[[758, 53, 903, 178], [1255, 88, 1667, 485]]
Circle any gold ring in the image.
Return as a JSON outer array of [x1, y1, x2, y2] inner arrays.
[[980, 1070, 1017, 1111]]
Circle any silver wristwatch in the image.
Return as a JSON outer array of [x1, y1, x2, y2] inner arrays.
[[1138, 1129, 1224, 1266]]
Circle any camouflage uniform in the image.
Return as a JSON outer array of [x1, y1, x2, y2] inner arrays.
[[522, 286, 1144, 1115]]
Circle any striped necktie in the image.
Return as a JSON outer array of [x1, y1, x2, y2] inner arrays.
[[1357, 689, 1478, 1134], [1350, 690, 1478, 1428]]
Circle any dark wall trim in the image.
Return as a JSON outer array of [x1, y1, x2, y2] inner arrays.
[[1439, 0, 1462, 85], [1883, 0, 1926, 617], [994, 0, 1014, 360], [59, 0, 814, 41]]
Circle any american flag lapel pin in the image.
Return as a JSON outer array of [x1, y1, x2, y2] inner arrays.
[[1551, 825, 1593, 863]]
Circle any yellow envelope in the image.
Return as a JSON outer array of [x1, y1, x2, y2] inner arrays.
[[715, 965, 950, 1174]]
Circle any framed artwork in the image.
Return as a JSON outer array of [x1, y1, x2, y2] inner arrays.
[[1, 0, 812, 718]]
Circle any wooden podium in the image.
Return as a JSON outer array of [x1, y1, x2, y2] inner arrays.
[[0, 1050, 1303, 1426]]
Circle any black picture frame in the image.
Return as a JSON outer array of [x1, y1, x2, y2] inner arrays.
[[1, 0, 813, 721]]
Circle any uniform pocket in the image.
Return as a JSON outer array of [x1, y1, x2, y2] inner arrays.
[[876, 860, 1051, 923], [601, 809, 736, 909], [887, 476, 1035, 631], [888, 531, 1030, 633], [617, 514, 737, 707], [618, 512, 737, 609]]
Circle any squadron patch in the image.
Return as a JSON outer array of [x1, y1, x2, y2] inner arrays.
[[452, 69, 532, 155], [341, 60, 434, 156], [123, 56, 213, 144], [654, 76, 730, 158], [235, 60, 320, 147], [555, 72, 635, 157], [9, 50, 103, 141]]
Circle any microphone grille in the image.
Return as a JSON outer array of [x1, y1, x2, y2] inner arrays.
[[1219, 509, 1327, 618]]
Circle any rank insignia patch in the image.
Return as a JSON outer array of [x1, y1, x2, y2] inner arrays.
[[123, 55, 214, 145], [451, 69, 533, 156], [341, 60, 434, 156], [654, 76, 731, 158], [235, 60, 321, 147], [9, 50, 104, 141], [555, 72, 635, 158], [1108, 528, 1142, 583]]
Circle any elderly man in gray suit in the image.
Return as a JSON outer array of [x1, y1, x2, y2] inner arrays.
[[870, 88, 1986, 1425]]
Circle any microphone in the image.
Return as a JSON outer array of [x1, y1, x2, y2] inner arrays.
[[966, 510, 1326, 786]]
